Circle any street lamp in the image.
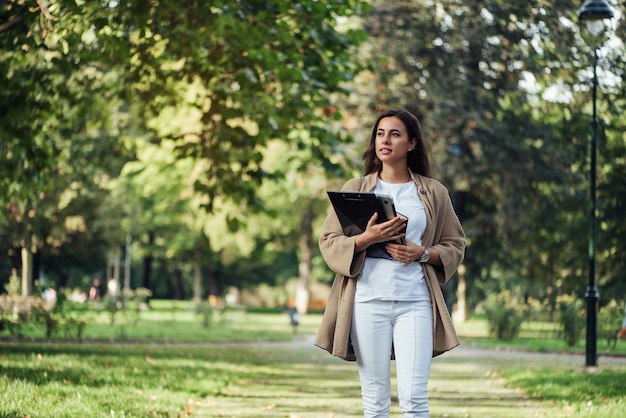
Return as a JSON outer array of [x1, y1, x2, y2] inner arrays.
[[576, 0, 614, 372]]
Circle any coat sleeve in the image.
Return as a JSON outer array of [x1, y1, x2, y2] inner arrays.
[[319, 206, 367, 278], [427, 185, 466, 285], [318, 178, 367, 278], [313, 273, 357, 361]]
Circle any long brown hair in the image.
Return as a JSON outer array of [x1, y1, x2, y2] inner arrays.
[[363, 109, 432, 177]]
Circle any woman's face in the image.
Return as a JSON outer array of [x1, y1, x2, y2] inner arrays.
[[375, 116, 415, 166]]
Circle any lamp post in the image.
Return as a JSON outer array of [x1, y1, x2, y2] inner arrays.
[[576, 0, 614, 371]]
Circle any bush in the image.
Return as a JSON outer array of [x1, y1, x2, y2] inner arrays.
[[195, 301, 213, 328], [556, 293, 585, 347], [32, 289, 94, 339], [598, 299, 624, 347], [484, 289, 526, 341]]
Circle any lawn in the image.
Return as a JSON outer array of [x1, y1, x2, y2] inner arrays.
[[0, 299, 320, 343], [0, 300, 625, 417], [455, 316, 626, 356]]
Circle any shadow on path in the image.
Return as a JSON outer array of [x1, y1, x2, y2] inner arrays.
[[191, 335, 611, 417]]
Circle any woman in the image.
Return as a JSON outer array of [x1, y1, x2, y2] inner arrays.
[[315, 109, 466, 417]]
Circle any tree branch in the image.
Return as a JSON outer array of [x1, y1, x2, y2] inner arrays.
[[0, 8, 23, 34], [36, 0, 56, 21]]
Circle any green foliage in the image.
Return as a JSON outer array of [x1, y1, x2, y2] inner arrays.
[[526, 297, 551, 323], [0, 300, 27, 337], [85, 0, 369, 212], [0, 291, 93, 339], [3, 272, 20, 296], [484, 289, 527, 340], [194, 301, 214, 328], [0, 0, 369, 296], [598, 299, 624, 347], [455, 315, 626, 357], [2, 0, 626, 309], [359, 0, 626, 318], [101, 286, 154, 326], [0, 298, 321, 342], [556, 293, 585, 347]]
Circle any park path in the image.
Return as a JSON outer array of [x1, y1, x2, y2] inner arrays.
[[191, 335, 626, 418]]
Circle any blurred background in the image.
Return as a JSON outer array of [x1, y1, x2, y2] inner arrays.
[[1, 0, 625, 324]]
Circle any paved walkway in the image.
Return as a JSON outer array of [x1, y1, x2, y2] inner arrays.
[[192, 335, 625, 417]]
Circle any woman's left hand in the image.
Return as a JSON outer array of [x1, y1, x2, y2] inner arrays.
[[385, 238, 421, 264]]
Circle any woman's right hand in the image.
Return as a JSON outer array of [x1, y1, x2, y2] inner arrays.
[[354, 212, 407, 253]]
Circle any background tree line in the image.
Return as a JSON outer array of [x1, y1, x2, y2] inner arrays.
[[1, 0, 624, 317]]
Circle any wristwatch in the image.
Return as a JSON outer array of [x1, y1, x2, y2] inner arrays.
[[418, 247, 430, 263]]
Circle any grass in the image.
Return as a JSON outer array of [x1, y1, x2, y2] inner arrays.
[[1, 299, 321, 343], [0, 300, 625, 417], [500, 366, 626, 416], [452, 317, 626, 417], [455, 317, 626, 356]]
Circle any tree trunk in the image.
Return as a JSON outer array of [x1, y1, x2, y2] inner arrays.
[[58, 273, 69, 289], [450, 190, 468, 323], [10, 246, 20, 273], [295, 203, 313, 315], [453, 264, 468, 323], [124, 235, 132, 289], [546, 251, 556, 322], [192, 244, 202, 302], [142, 232, 154, 290], [141, 254, 152, 289], [20, 246, 33, 296], [206, 267, 220, 297], [32, 250, 41, 284], [172, 266, 183, 300], [526, 268, 534, 302], [113, 251, 121, 283]]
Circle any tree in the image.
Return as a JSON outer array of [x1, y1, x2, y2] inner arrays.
[[355, 0, 626, 315], [1, 0, 369, 296], [75, 0, 368, 210], [0, 0, 135, 292], [596, 22, 626, 298]]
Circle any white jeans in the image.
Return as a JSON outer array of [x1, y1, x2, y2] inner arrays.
[[350, 299, 433, 418]]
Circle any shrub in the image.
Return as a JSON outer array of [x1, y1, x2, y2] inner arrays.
[[484, 289, 526, 341], [526, 297, 550, 322], [556, 293, 585, 347], [32, 289, 94, 339], [195, 301, 213, 328], [598, 299, 624, 348]]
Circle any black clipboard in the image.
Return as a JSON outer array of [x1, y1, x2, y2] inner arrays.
[[327, 191, 407, 259]]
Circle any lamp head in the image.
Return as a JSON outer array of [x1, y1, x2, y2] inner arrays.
[[577, 0, 614, 44], [577, 0, 615, 21]]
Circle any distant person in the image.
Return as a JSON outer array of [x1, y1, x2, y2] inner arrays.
[[43, 287, 57, 309], [315, 109, 466, 417], [107, 277, 120, 301], [286, 302, 300, 333], [89, 278, 102, 302]]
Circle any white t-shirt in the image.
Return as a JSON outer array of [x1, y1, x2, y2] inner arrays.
[[355, 179, 430, 302]]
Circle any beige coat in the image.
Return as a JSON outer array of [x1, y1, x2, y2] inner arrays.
[[314, 172, 466, 361]]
